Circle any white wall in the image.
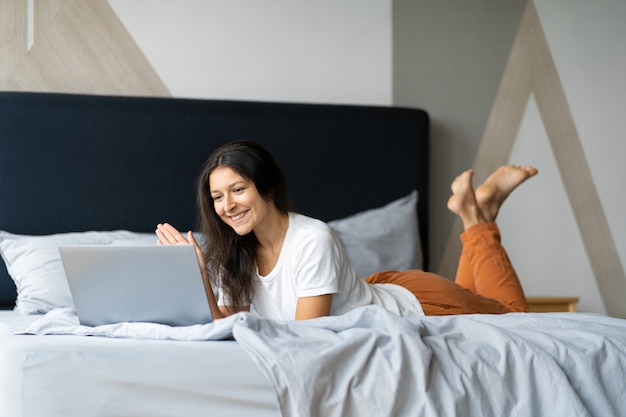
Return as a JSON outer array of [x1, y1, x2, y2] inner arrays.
[[500, 96, 605, 312], [392, 0, 625, 315], [108, 0, 392, 105], [501, 0, 626, 313], [392, 0, 527, 287]]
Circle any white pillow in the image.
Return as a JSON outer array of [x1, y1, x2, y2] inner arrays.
[[328, 191, 422, 278], [0, 230, 156, 314]]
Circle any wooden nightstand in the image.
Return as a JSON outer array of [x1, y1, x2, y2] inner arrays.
[[526, 297, 579, 313]]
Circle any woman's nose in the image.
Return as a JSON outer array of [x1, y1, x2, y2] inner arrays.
[[224, 195, 235, 212]]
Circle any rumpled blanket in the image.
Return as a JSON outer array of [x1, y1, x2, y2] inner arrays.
[[21, 306, 626, 417]]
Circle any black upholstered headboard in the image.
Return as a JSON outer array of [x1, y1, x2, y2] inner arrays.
[[0, 92, 429, 309]]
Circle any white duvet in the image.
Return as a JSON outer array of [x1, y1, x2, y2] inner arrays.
[[19, 306, 626, 417]]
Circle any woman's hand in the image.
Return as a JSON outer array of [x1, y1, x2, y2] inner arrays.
[[156, 223, 206, 276], [156, 223, 190, 246]]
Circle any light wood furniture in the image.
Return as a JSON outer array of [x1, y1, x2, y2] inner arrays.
[[526, 297, 579, 313]]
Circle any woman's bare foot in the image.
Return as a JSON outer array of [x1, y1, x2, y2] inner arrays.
[[475, 165, 538, 222], [447, 169, 488, 230]]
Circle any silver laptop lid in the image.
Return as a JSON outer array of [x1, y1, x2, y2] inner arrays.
[[59, 245, 213, 326]]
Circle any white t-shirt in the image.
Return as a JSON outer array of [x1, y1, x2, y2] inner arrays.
[[219, 212, 424, 320]]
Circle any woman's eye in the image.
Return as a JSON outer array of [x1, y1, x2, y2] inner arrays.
[[212, 195, 222, 201]]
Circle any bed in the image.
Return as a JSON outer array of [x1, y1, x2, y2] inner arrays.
[[1, 91, 625, 417]]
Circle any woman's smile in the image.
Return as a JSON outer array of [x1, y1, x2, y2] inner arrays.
[[230, 210, 249, 223]]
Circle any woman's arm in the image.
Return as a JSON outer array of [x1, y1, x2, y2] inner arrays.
[[295, 294, 333, 320], [219, 305, 250, 316]]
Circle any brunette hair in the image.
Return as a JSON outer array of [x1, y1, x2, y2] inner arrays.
[[196, 141, 290, 310]]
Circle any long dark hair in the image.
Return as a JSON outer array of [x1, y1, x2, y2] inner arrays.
[[196, 141, 290, 310]]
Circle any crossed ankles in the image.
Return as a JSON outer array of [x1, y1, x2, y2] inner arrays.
[[447, 165, 538, 231]]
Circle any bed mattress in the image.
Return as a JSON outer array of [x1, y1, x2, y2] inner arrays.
[[0, 311, 279, 417]]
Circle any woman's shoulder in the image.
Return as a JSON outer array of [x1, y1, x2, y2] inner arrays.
[[288, 212, 335, 239], [290, 212, 329, 228], [286, 212, 348, 263]]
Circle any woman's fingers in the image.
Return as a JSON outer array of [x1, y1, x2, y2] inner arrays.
[[187, 230, 198, 245], [155, 223, 187, 245], [187, 231, 204, 256]]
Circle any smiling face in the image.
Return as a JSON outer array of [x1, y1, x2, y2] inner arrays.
[[209, 166, 273, 236]]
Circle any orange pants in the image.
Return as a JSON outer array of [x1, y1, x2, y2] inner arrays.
[[365, 222, 528, 315]]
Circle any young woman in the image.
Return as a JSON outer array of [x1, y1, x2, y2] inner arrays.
[[156, 140, 538, 321]]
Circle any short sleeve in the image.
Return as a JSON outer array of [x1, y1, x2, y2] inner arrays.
[[290, 226, 344, 298]]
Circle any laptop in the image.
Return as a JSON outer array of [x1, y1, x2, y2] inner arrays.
[[59, 245, 213, 326]]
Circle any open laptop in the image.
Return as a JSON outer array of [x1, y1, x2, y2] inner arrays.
[[59, 245, 213, 326]]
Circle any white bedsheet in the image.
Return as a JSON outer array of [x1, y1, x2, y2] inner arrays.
[[0, 311, 279, 417], [13, 306, 626, 417]]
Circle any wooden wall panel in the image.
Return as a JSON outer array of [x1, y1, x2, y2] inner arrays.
[[34, 0, 62, 42], [0, 0, 27, 85], [2, 0, 169, 97]]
